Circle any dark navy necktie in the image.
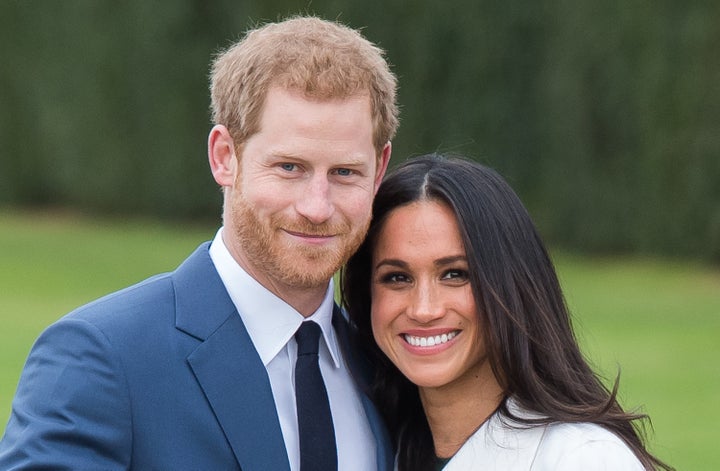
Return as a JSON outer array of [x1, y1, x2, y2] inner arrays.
[[294, 321, 338, 471]]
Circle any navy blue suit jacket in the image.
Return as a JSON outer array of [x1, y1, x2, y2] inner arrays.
[[0, 243, 392, 470]]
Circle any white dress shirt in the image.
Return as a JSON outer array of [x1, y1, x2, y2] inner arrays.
[[209, 229, 376, 471]]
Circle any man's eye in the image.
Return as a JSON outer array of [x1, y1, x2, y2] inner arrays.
[[280, 163, 297, 172], [335, 168, 353, 176]]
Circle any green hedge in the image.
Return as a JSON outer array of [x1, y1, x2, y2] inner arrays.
[[1, 0, 718, 260]]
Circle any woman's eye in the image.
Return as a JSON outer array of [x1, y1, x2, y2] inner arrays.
[[379, 272, 410, 284], [441, 269, 468, 281]]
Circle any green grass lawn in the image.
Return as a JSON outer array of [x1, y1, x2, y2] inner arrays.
[[556, 252, 720, 469], [1, 209, 718, 469]]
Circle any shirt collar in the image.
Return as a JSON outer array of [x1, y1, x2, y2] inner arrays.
[[208, 228, 341, 368]]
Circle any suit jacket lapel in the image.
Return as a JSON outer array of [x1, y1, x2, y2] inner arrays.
[[174, 243, 291, 471], [333, 307, 394, 471]]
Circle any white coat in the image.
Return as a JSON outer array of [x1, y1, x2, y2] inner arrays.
[[443, 399, 645, 470]]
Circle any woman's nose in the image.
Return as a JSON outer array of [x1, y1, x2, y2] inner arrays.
[[406, 283, 445, 324]]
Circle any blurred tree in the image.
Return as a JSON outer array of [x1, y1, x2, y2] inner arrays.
[[0, 0, 717, 260]]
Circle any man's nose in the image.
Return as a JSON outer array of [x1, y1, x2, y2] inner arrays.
[[295, 175, 334, 224]]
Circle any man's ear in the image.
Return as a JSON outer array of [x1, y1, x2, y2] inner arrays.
[[373, 141, 392, 195], [208, 124, 237, 187]]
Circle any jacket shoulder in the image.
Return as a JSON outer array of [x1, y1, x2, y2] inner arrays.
[[533, 422, 645, 470]]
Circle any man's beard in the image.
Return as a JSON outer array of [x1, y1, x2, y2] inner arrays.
[[230, 194, 370, 290]]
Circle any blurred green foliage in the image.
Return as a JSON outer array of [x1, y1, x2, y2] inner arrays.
[[1, 1, 718, 260]]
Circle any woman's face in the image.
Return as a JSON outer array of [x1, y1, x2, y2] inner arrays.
[[370, 200, 492, 390]]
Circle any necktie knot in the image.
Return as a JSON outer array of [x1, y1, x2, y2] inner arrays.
[[295, 321, 321, 356]]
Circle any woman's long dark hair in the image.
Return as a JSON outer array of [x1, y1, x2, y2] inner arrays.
[[341, 154, 672, 471]]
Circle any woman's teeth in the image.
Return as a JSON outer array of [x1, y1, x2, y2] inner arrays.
[[404, 331, 458, 347]]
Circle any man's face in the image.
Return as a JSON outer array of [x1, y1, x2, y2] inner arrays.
[[225, 87, 389, 294]]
